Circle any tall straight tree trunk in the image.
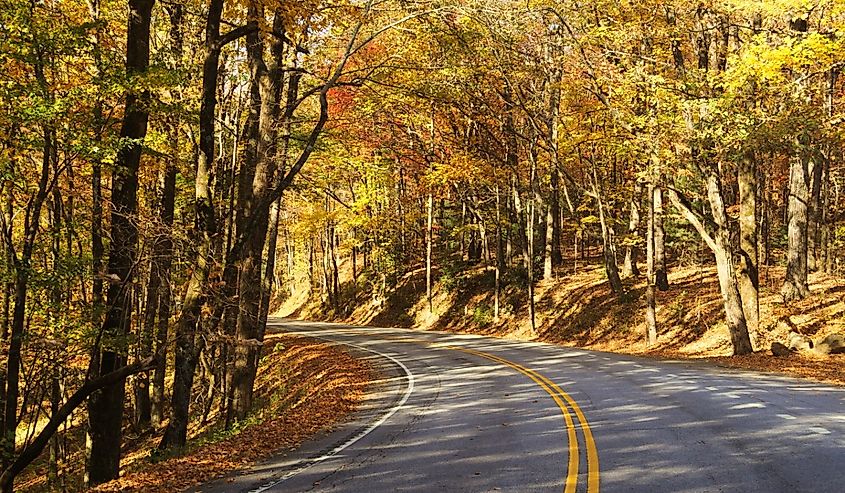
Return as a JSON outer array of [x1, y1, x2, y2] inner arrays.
[[806, 59, 828, 274], [589, 160, 623, 295], [545, 31, 563, 270], [551, 171, 563, 266], [308, 237, 315, 291], [135, 259, 157, 428], [494, 183, 503, 322], [87, 0, 105, 317], [87, 0, 153, 484], [820, 157, 831, 274], [330, 226, 340, 305], [259, 196, 282, 330], [151, 6, 181, 426], [781, 147, 812, 301], [645, 180, 657, 346], [781, 17, 811, 301], [91, 151, 104, 314], [808, 158, 824, 272], [526, 148, 537, 336], [397, 165, 407, 266], [227, 69, 262, 426], [543, 201, 554, 280], [821, 69, 837, 274], [653, 182, 669, 291], [623, 181, 642, 278], [511, 176, 528, 271], [737, 152, 759, 336], [426, 191, 433, 313], [459, 202, 467, 261], [152, 159, 176, 427], [258, 69, 298, 326], [0, 195, 10, 460]]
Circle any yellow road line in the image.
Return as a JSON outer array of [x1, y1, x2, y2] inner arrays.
[[505, 355, 600, 493], [452, 347, 600, 493], [546, 377, 600, 493], [298, 329, 600, 492], [453, 347, 580, 493]]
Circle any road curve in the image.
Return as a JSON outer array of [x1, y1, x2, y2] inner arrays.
[[198, 319, 845, 493]]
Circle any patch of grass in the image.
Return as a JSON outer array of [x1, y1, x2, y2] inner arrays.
[[472, 303, 494, 325]]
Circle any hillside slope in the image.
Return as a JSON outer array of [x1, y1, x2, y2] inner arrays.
[[279, 261, 845, 385]]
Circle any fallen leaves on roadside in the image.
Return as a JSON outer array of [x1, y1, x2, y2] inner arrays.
[[706, 353, 845, 387], [91, 334, 373, 493]]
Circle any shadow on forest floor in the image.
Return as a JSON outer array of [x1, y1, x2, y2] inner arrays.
[[283, 256, 845, 364]]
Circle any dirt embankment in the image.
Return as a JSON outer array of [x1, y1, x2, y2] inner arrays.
[[282, 262, 845, 386]]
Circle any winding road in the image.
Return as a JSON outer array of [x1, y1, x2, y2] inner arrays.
[[199, 319, 845, 493]]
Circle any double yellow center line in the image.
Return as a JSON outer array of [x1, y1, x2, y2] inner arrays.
[[447, 346, 600, 493], [313, 329, 600, 492]]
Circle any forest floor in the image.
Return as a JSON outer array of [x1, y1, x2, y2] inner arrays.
[[19, 333, 373, 493], [281, 258, 845, 387]]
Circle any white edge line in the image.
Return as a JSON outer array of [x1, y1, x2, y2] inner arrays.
[[248, 339, 415, 493]]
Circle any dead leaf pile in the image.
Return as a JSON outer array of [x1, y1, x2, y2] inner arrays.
[[90, 334, 372, 493]]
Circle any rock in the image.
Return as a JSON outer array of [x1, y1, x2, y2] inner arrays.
[[813, 333, 845, 356], [786, 331, 813, 351], [776, 316, 798, 334], [771, 342, 794, 357]]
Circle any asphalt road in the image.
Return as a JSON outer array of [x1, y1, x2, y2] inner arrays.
[[199, 319, 845, 493]]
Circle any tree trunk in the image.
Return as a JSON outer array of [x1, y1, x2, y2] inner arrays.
[[551, 171, 563, 267], [229, 5, 285, 423], [668, 171, 754, 355], [494, 184, 503, 322], [135, 259, 157, 428], [89, 0, 105, 318], [545, 35, 563, 270], [526, 153, 537, 336], [426, 191, 433, 313], [781, 17, 812, 301], [653, 182, 669, 290], [543, 200, 555, 280], [47, 166, 65, 489], [331, 226, 340, 306], [707, 171, 755, 355], [623, 181, 642, 278], [759, 171, 770, 269], [259, 196, 282, 330], [737, 152, 759, 336], [151, 157, 175, 428], [820, 157, 831, 274], [819, 69, 836, 275], [780, 147, 812, 301], [590, 163, 623, 295], [808, 157, 824, 272], [151, 4, 182, 429], [159, 0, 232, 449], [87, 0, 153, 483], [646, 180, 657, 346]]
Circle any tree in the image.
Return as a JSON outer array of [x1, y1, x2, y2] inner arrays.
[[86, 0, 154, 484]]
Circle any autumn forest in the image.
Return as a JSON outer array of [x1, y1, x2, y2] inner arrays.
[[0, 0, 844, 490]]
